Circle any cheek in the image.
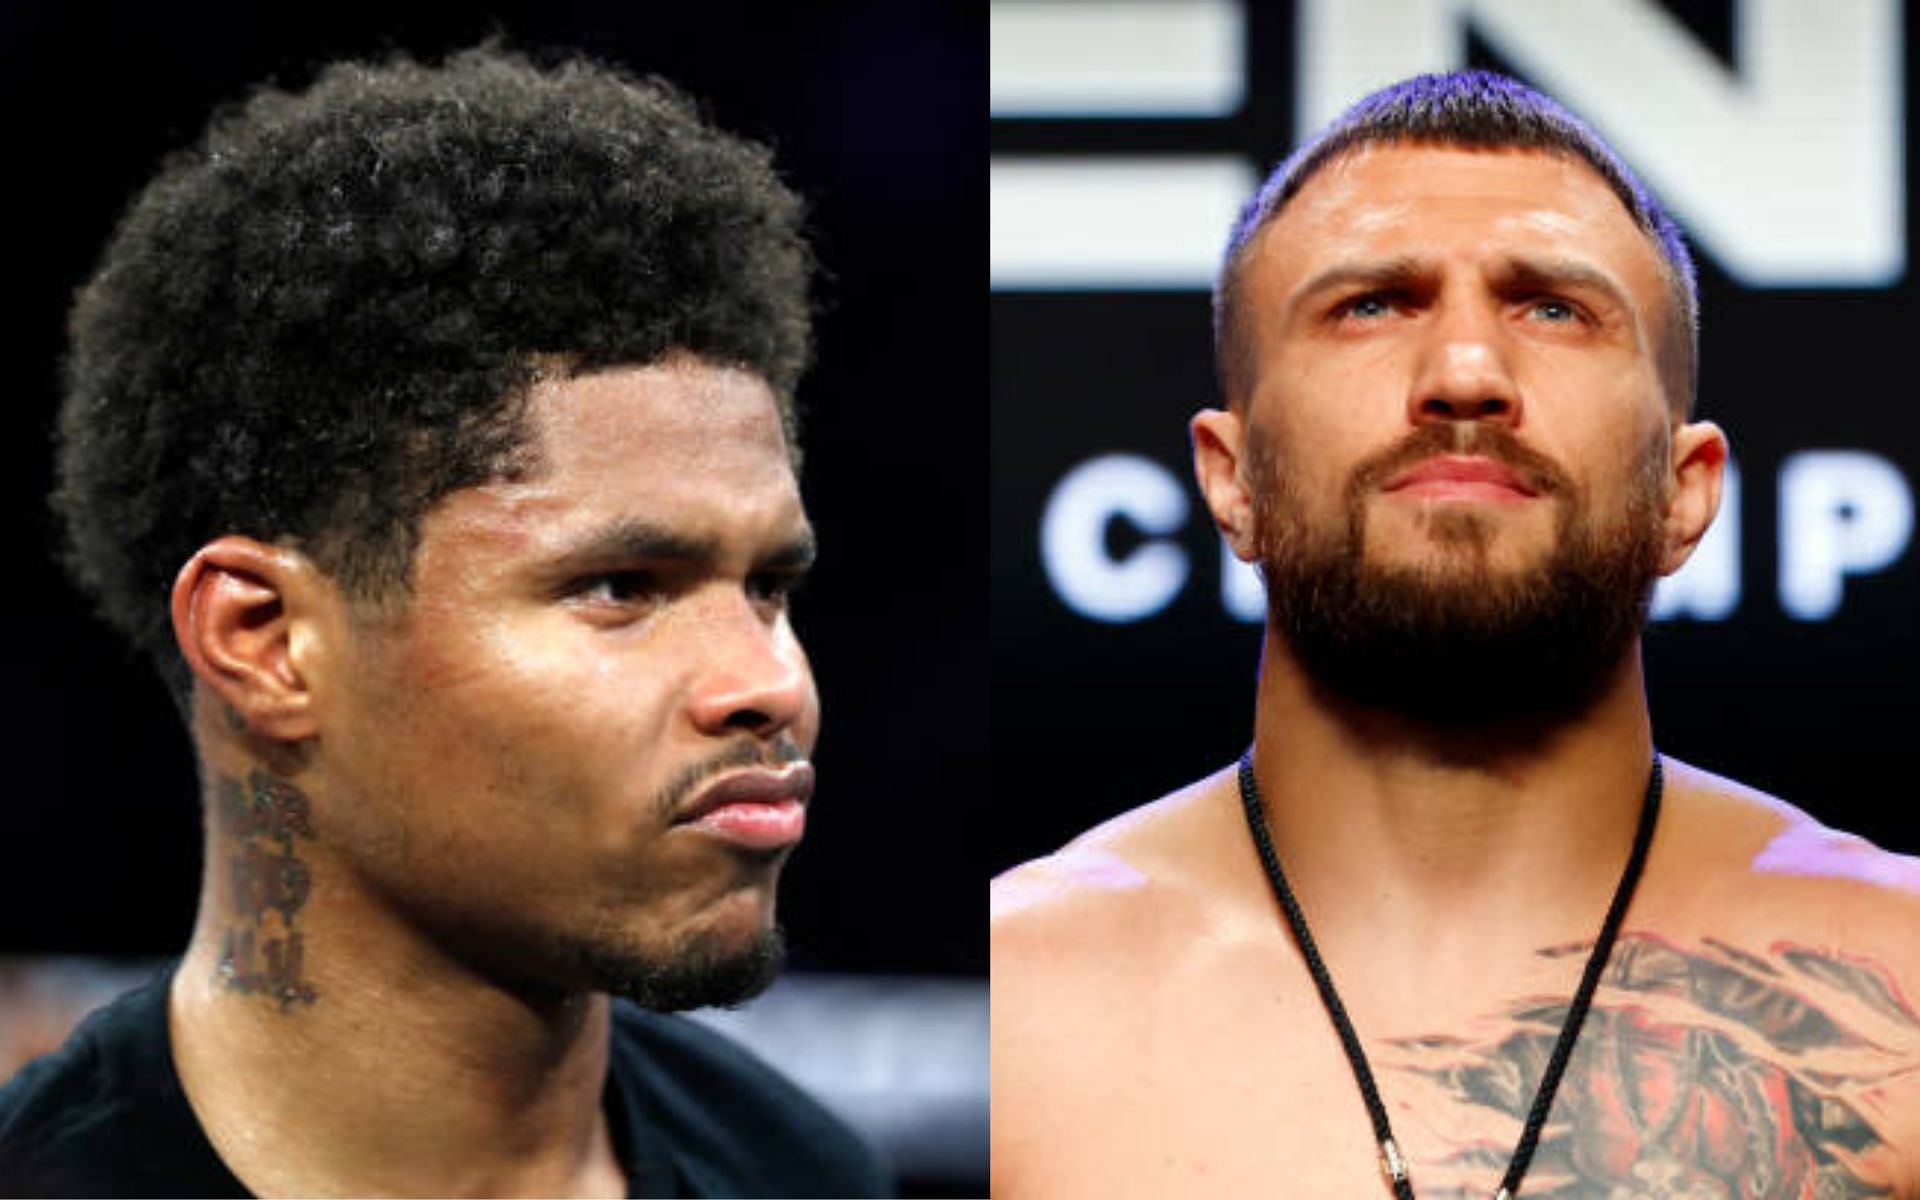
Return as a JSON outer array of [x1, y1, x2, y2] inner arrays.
[[451, 639, 678, 783], [340, 622, 682, 826], [1248, 416, 1375, 529], [1542, 395, 1668, 499], [1268, 350, 1405, 449]]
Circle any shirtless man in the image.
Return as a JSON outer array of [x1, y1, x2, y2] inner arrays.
[[992, 71, 1920, 1198]]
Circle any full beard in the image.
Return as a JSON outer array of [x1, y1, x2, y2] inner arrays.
[[1252, 421, 1669, 728]]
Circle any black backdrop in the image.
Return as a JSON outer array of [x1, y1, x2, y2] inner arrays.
[[993, 2, 1920, 872], [1, 0, 986, 981]]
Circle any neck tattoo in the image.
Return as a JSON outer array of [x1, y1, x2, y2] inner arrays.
[[215, 768, 320, 1011], [1235, 751, 1662, 1200]]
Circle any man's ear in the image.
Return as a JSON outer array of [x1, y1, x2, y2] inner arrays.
[[170, 537, 327, 742], [1661, 418, 1729, 576], [1191, 407, 1259, 562]]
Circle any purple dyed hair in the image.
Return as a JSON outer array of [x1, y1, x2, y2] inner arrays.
[[1213, 70, 1699, 414]]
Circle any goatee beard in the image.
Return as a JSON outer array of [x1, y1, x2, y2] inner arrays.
[[1252, 422, 1667, 727], [570, 924, 787, 1012]]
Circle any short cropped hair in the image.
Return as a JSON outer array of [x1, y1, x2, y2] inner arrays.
[[1214, 70, 1697, 415], [53, 44, 813, 697]]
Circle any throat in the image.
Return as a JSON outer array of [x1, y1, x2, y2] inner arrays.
[[1265, 776, 1642, 935], [1236, 751, 1663, 1200]]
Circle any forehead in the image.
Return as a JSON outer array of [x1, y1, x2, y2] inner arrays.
[[412, 357, 803, 579], [517, 357, 796, 490], [1246, 143, 1670, 312]]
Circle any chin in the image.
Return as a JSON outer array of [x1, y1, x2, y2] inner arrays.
[[694, 888, 783, 954], [573, 885, 789, 1011], [1373, 538, 1572, 596], [547, 915, 787, 1012], [1379, 507, 1549, 557]]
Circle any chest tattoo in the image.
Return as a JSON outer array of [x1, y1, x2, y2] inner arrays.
[[1383, 934, 1919, 1198]]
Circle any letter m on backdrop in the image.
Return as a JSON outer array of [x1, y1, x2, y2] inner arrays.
[[1299, 0, 1902, 285]]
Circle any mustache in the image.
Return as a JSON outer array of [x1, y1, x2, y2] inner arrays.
[[654, 739, 810, 820], [1347, 423, 1572, 500]]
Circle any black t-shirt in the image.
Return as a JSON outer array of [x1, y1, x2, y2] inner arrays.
[[0, 966, 890, 1198]]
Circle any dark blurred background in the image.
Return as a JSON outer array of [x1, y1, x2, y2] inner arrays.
[[993, 0, 1920, 870], [2, 1, 984, 1192]]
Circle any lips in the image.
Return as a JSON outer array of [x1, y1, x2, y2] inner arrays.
[[1383, 454, 1540, 501], [675, 762, 814, 851]]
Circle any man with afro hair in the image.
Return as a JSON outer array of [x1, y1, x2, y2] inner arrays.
[[0, 43, 888, 1198]]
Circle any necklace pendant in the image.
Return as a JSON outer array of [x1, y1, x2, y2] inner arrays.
[[1380, 1137, 1409, 1187], [1495, 1189, 1512, 1200]]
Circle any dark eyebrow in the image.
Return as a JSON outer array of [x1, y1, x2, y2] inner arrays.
[[760, 530, 818, 571], [1496, 255, 1635, 314], [548, 518, 816, 572], [1287, 256, 1432, 319], [555, 518, 719, 567], [1287, 254, 1638, 323]]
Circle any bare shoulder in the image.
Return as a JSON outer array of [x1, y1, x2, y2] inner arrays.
[[991, 768, 1250, 1193], [989, 765, 1264, 1069], [1659, 755, 1920, 1033], [1664, 754, 1920, 906], [992, 765, 1241, 974]]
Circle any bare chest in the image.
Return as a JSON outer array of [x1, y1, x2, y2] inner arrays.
[[1006, 933, 1919, 1199]]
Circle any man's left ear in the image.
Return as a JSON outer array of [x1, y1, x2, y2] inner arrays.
[[171, 536, 341, 743], [1661, 418, 1729, 576]]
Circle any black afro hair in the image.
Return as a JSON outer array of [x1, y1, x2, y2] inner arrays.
[[53, 42, 814, 695]]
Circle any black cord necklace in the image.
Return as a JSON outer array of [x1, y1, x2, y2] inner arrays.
[[1235, 751, 1661, 1200]]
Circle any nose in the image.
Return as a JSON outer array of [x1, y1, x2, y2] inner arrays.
[[685, 595, 814, 740], [1407, 300, 1522, 427]]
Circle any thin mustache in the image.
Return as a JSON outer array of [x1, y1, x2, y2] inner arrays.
[[655, 740, 809, 820], [1351, 424, 1569, 499]]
